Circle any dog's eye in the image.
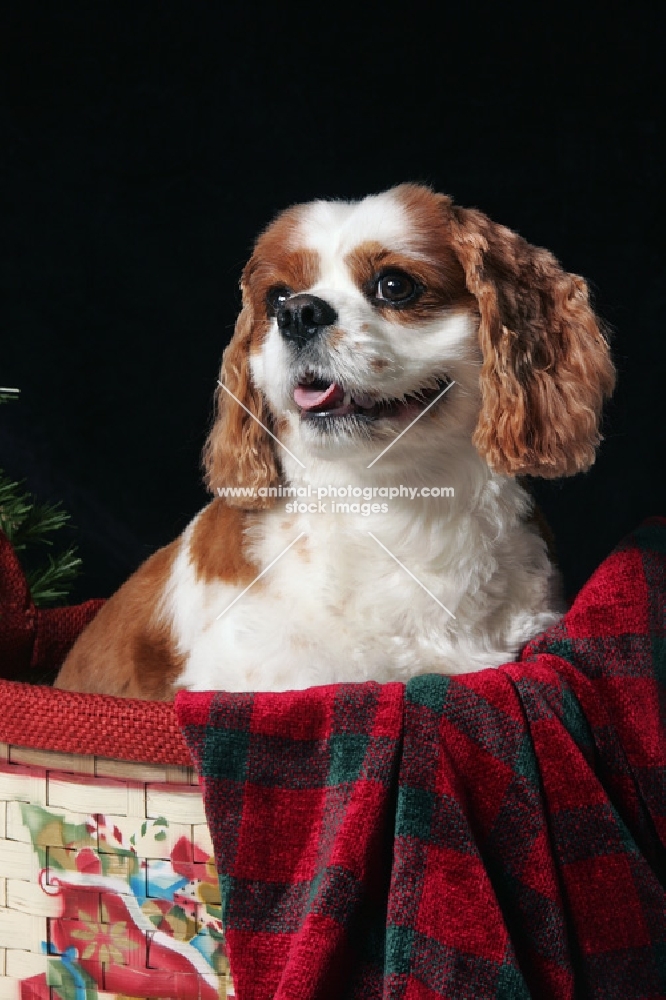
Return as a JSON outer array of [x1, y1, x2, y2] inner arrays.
[[266, 285, 293, 315], [373, 270, 420, 306]]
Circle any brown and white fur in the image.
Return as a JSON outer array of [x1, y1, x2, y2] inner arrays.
[[55, 184, 615, 699]]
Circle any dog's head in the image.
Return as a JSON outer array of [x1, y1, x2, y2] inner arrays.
[[204, 184, 615, 504]]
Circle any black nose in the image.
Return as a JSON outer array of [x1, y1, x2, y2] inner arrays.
[[276, 294, 338, 347]]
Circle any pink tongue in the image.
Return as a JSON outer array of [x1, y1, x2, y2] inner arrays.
[[294, 382, 345, 412]]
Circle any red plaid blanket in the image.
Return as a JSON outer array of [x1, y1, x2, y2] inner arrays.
[[177, 520, 666, 1000]]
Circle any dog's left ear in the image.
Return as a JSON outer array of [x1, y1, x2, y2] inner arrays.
[[450, 207, 615, 478]]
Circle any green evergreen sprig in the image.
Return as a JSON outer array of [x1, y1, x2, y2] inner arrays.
[[0, 389, 82, 606]]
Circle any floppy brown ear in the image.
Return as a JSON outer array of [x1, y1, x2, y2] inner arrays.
[[203, 278, 281, 508], [450, 207, 615, 478]]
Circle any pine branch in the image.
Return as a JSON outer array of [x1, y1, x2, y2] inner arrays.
[[0, 474, 83, 605], [26, 547, 82, 606], [0, 474, 33, 547], [0, 387, 82, 606], [0, 477, 71, 551], [15, 499, 72, 548]]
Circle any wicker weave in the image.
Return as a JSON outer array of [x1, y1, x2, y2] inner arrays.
[[0, 739, 233, 1000]]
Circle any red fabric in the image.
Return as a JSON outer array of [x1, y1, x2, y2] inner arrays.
[[0, 528, 191, 765], [177, 519, 666, 999], [0, 529, 104, 680]]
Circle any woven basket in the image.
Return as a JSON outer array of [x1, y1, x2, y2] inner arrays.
[[0, 678, 233, 1000]]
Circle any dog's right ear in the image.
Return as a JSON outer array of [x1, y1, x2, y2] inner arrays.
[[203, 265, 281, 508]]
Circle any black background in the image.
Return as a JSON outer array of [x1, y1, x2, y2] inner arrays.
[[1, 3, 664, 604]]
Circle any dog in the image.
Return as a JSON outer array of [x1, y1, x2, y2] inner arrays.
[[55, 183, 615, 699]]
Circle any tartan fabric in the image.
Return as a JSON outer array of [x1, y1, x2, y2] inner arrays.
[[177, 518, 666, 1000]]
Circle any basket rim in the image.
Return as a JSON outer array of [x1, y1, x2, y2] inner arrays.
[[0, 677, 192, 766]]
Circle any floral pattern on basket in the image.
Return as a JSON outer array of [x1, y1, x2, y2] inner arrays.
[[18, 803, 231, 1000]]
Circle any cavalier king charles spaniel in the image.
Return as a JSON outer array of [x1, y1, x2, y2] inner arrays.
[[55, 184, 615, 699]]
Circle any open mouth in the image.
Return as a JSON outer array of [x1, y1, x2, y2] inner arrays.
[[293, 375, 451, 421]]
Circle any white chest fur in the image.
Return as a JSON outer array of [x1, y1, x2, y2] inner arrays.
[[166, 473, 561, 693]]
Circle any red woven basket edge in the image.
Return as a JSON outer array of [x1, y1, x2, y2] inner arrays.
[[0, 676, 192, 766]]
